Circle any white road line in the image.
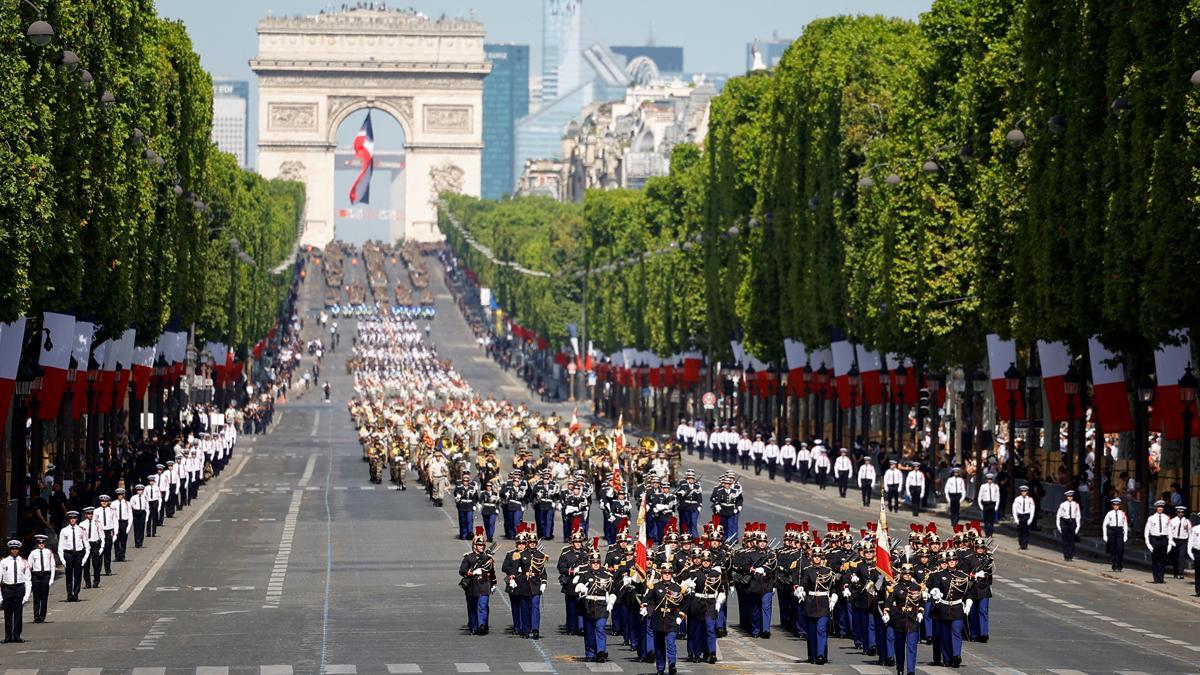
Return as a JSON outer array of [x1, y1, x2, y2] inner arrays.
[[261, 667, 293, 675], [455, 665, 490, 673], [299, 455, 317, 487], [1116, 671, 1154, 675], [264, 490, 304, 609], [1047, 670, 1090, 675], [519, 664, 554, 673], [983, 669, 1029, 675], [850, 665, 891, 674], [131, 670, 165, 675], [196, 668, 229, 675], [585, 665, 622, 673], [1093, 614, 1115, 621], [310, 410, 321, 436], [67, 668, 102, 675], [386, 666, 422, 674], [324, 666, 356, 674]]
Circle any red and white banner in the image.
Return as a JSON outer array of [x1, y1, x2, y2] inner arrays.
[[855, 344, 884, 406], [1150, 330, 1199, 440], [635, 491, 649, 571], [986, 334, 1026, 419], [94, 339, 115, 414], [831, 340, 855, 409], [131, 345, 157, 401], [349, 111, 375, 204], [70, 321, 96, 420], [876, 503, 893, 581], [0, 318, 28, 438], [1087, 337, 1133, 433], [37, 312, 75, 421], [114, 329, 136, 411], [1037, 340, 1074, 422], [682, 351, 703, 386], [784, 339, 807, 397]]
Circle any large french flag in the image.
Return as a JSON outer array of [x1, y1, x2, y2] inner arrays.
[[131, 345, 157, 401], [831, 340, 855, 409], [856, 344, 884, 406], [885, 353, 917, 405], [349, 111, 375, 205], [809, 347, 835, 400], [986, 334, 1026, 419], [1087, 336, 1133, 433], [70, 321, 95, 420], [784, 339, 807, 397], [682, 351, 704, 386], [37, 312, 76, 420], [113, 328, 136, 411], [1150, 330, 1199, 440], [0, 318, 27, 439], [94, 339, 115, 414], [1037, 340, 1074, 422]]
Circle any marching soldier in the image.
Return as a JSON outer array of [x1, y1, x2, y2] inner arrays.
[[780, 438, 797, 482], [500, 472, 527, 540], [96, 494, 117, 575], [813, 442, 832, 489], [1168, 505, 1192, 579], [834, 448, 854, 498], [57, 510, 88, 602], [561, 482, 588, 544], [858, 457, 877, 507], [965, 537, 993, 643], [848, 540, 880, 656], [649, 479, 677, 543], [501, 526, 528, 635], [112, 487, 133, 562], [532, 470, 559, 541], [944, 468, 967, 526], [130, 485, 149, 548], [796, 544, 834, 665], [763, 436, 780, 479], [459, 527, 495, 635], [453, 473, 480, 540], [681, 548, 723, 663], [904, 463, 926, 516], [1011, 485, 1035, 550], [884, 460, 903, 513], [886, 565, 925, 675], [603, 486, 630, 546], [928, 550, 970, 668], [1144, 499, 1172, 584], [710, 473, 742, 541], [0, 540, 30, 643], [796, 441, 812, 484], [1187, 515, 1200, 595], [978, 474, 1000, 536], [558, 530, 588, 635], [744, 524, 777, 639], [572, 543, 615, 662], [1055, 490, 1082, 561], [479, 480, 500, 543], [27, 535, 53, 623], [79, 506, 105, 589], [644, 562, 685, 675], [675, 470, 702, 537], [144, 473, 161, 537]]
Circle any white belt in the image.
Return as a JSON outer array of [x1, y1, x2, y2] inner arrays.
[[694, 592, 717, 599], [584, 595, 608, 601], [809, 591, 828, 596], [938, 599, 963, 606]]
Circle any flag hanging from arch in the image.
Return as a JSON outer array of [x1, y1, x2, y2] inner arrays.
[[349, 111, 375, 205]]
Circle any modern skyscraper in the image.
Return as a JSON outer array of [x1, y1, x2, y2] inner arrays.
[[542, 0, 583, 101], [482, 43, 530, 200], [611, 46, 684, 75], [211, 79, 249, 168]]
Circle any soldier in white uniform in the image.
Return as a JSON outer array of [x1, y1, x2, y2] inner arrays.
[[1055, 490, 1082, 561], [796, 441, 812, 484], [944, 468, 967, 526], [833, 448, 853, 498], [79, 506, 106, 588], [153, 464, 170, 526], [144, 473, 161, 537], [112, 487, 133, 561], [0, 540, 30, 643], [57, 510, 89, 601], [95, 494, 117, 575], [904, 462, 926, 516], [694, 425, 709, 461], [1186, 515, 1200, 595], [27, 535, 54, 623]]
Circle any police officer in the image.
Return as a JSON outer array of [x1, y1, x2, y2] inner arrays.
[[857, 457, 877, 507], [95, 494, 117, 575], [1102, 498, 1130, 571], [905, 463, 926, 517], [130, 484, 149, 547], [459, 527, 495, 635], [978, 474, 1000, 536], [112, 487, 133, 562], [1012, 485, 1035, 550], [1169, 505, 1192, 579], [0, 540, 30, 643], [27, 535, 53, 623], [57, 510, 88, 602], [144, 472, 161, 537], [883, 460, 903, 513], [79, 506, 105, 589], [1144, 499, 1172, 584], [834, 448, 854, 498], [1055, 490, 1082, 561], [453, 473, 479, 541], [944, 468, 967, 526]]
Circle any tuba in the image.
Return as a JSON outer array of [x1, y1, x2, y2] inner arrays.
[[511, 422, 526, 440], [639, 436, 659, 454], [481, 431, 498, 451], [593, 434, 610, 454]]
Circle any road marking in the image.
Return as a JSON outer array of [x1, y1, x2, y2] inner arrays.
[[751, 497, 827, 521], [1076, 609, 1099, 615], [519, 664, 554, 673], [114, 454, 249, 614], [1117, 671, 1154, 675], [386, 666, 422, 674], [67, 669, 101, 675], [1020, 577, 1045, 583], [359, 485, 375, 490], [265, 490, 304, 609], [1048, 670, 1089, 675], [196, 668, 229, 675], [1113, 621, 1133, 627], [311, 410, 321, 436], [131, 670, 166, 675], [135, 616, 174, 651], [261, 667, 293, 675], [1093, 614, 1115, 621], [299, 455, 317, 487], [324, 667, 356, 674], [1146, 633, 1169, 639], [4, 670, 38, 675], [983, 669, 1029, 675], [585, 665, 622, 673], [454, 666, 490, 673]]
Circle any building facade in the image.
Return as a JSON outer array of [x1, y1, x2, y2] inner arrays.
[[542, 0, 584, 102], [611, 46, 684, 75], [212, 79, 249, 168], [482, 43, 530, 200]]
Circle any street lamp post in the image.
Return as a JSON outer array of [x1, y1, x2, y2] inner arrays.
[[847, 364, 860, 452], [1004, 362, 1022, 492], [927, 371, 943, 465], [1135, 368, 1156, 523], [1063, 363, 1081, 489], [1024, 358, 1042, 474], [895, 365, 908, 454], [970, 367, 988, 493], [1180, 365, 1197, 511]]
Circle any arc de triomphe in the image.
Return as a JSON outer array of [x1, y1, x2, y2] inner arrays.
[[251, 8, 490, 244]]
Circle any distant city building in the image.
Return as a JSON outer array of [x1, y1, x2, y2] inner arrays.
[[542, 0, 583, 102], [482, 43, 530, 200], [611, 46, 684, 74], [212, 79, 249, 167], [746, 35, 793, 71]]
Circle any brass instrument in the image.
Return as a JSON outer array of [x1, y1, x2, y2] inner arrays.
[[512, 423, 526, 440], [639, 437, 659, 453], [481, 431, 498, 451], [593, 435, 610, 453]]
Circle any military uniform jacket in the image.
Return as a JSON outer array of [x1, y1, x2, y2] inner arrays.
[[709, 486, 742, 517], [888, 582, 924, 633], [453, 483, 479, 512], [533, 481, 559, 512], [479, 490, 500, 516], [850, 558, 880, 611], [675, 482, 703, 512], [798, 564, 835, 617], [645, 579, 685, 632], [964, 552, 993, 599], [744, 548, 777, 594], [684, 567, 723, 619], [557, 546, 587, 595], [562, 493, 588, 519], [930, 568, 971, 620], [459, 551, 496, 597], [648, 491, 676, 519], [604, 497, 630, 522], [513, 547, 548, 596], [574, 568, 614, 619], [499, 484, 526, 512], [730, 546, 754, 590]]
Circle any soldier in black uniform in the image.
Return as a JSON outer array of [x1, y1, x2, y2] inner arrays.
[[965, 537, 993, 643], [458, 528, 496, 635], [928, 550, 971, 667], [499, 472, 527, 540], [886, 564, 925, 675], [573, 546, 615, 662], [518, 530, 549, 639], [675, 470, 702, 538], [532, 470, 560, 541], [501, 526, 529, 635], [849, 539, 881, 656], [682, 548, 723, 663], [558, 530, 588, 635], [709, 473, 742, 543], [479, 480, 500, 542], [644, 562, 685, 675], [743, 524, 777, 638], [561, 481, 588, 544], [796, 544, 834, 664], [453, 473, 479, 540], [774, 525, 804, 637]]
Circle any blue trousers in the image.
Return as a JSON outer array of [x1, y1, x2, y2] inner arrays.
[[921, 600, 934, 638], [679, 510, 699, 537], [937, 618, 964, 662], [502, 509, 522, 539], [685, 614, 715, 656], [778, 590, 796, 633], [750, 590, 773, 636], [564, 595, 581, 632], [457, 509, 474, 540], [875, 615, 894, 661], [719, 514, 738, 542], [583, 616, 607, 658], [835, 596, 852, 636], [968, 597, 989, 638], [717, 597, 728, 629], [736, 588, 750, 629], [611, 603, 627, 636], [535, 509, 554, 539], [603, 518, 617, 545], [511, 595, 528, 634], [653, 629, 678, 672], [894, 630, 919, 673], [851, 607, 876, 650], [482, 513, 496, 541], [465, 594, 488, 632], [531, 594, 542, 631], [803, 615, 828, 662]]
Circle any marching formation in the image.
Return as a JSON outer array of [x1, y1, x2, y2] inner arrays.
[[344, 308, 1005, 675]]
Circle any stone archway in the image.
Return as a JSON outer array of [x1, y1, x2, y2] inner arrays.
[[251, 7, 490, 245]]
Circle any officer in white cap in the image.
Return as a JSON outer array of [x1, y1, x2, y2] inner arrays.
[[130, 484, 149, 548], [112, 487, 133, 561], [27, 535, 54, 622], [57, 510, 88, 601], [80, 506, 105, 589], [1055, 490, 1082, 560], [95, 494, 117, 574], [0, 540, 30, 643]]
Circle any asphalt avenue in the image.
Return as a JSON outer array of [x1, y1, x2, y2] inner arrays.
[[4, 266, 1198, 675]]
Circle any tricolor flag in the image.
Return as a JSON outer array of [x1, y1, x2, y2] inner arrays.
[[1037, 340, 1074, 422], [876, 503, 893, 581], [114, 328, 136, 411], [614, 412, 625, 455], [1087, 336, 1133, 433], [131, 344, 157, 400], [70, 321, 96, 420], [349, 111, 375, 205], [635, 490, 649, 574], [38, 312, 76, 421], [831, 339, 855, 409], [1150, 330, 1199, 440], [94, 339, 115, 414], [856, 344, 884, 406], [784, 339, 807, 397], [986, 334, 1026, 419], [569, 407, 580, 434], [0, 318, 28, 440]]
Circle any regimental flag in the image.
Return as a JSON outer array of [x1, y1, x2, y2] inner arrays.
[[0, 318, 28, 440], [1151, 330, 1200, 440], [349, 111, 375, 205], [876, 503, 893, 581], [569, 407, 580, 434], [38, 312, 75, 421], [1088, 336, 1133, 433], [614, 412, 625, 455], [1037, 340, 1074, 423], [986, 334, 1027, 419], [635, 490, 649, 574]]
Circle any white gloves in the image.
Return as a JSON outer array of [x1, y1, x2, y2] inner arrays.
[[508, 578, 517, 589], [713, 565, 722, 573], [829, 595, 838, 610], [917, 611, 924, 623], [974, 571, 987, 579], [606, 595, 616, 612], [754, 567, 765, 575], [574, 583, 587, 595], [921, 590, 929, 601], [490, 585, 496, 594], [881, 612, 890, 624], [640, 606, 649, 617], [964, 599, 974, 616], [716, 592, 726, 608], [794, 586, 806, 601], [539, 583, 546, 593], [471, 568, 483, 576], [851, 574, 860, 584], [929, 588, 943, 601], [681, 578, 696, 591], [842, 588, 851, 599], [676, 616, 683, 625], [473, 504, 480, 511]]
